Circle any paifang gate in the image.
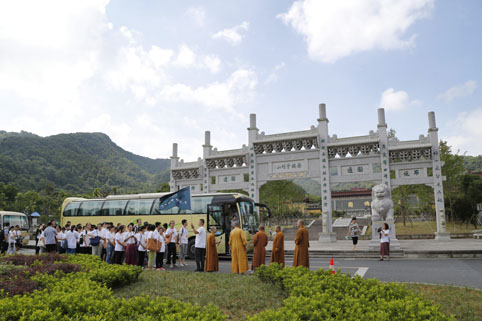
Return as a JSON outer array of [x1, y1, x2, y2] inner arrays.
[[169, 104, 449, 242]]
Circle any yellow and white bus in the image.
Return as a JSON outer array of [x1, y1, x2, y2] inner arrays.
[[0, 211, 30, 246], [61, 192, 268, 258]]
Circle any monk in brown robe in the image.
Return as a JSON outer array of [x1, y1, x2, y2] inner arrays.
[[205, 227, 220, 272], [251, 226, 268, 271], [270, 226, 284, 267], [229, 223, 249, 274], [293, 220, 309, 268]]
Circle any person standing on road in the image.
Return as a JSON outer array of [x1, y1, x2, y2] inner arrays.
[[125, 223, 138, 265], [229, 222, 249, 274], [136, 226, 147, 268], [34, 224, 44, 255], [205, 226, 220, 272], [270, 226, 285, 267], [7, 226, 16, 254], [165, 220, 178, 268], [114, 225, 127, 264], [43, 220, 58, 253], [251, 226, 268, 271], [179, 220, 189, 267], [1, 222, 10, 254], [293, 220, 309, 268], [106, 225, 116, 264], [191, 219, 206, 272], [65, 225, 80, 254], [347, 217, 360, 251], [380, 223, 390, 261]]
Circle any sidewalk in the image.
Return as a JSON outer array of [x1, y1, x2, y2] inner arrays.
[[266, 238, 482, 258]]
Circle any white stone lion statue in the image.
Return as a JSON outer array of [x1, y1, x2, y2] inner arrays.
[[371, 184, 394, 221]]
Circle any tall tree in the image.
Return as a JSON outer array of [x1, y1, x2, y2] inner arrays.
[[440, 141, 466, 222]]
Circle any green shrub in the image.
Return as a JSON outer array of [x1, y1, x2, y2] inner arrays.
[[64, 254, 142, 288], [0, 254, 224, 321], [252, 264, 454, 321]]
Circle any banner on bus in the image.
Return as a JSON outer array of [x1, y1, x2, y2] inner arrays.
[[159, 187, 191, 211]]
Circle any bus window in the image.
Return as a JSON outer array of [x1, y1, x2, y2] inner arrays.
[[125, 199, 155, 215], [77, 201, 103, 216], [3, 215, 29, 230], [191, 196, 214, 213], [63, 202, 81, 217], [101, 200, 128, 216], [238, 200, 257, 232]]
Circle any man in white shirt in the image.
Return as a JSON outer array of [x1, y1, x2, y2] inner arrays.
[[179, 219, 189, 267], [191, 219, 206, 272], [65, 225, 80, 254], [165, 220, 178, 268]]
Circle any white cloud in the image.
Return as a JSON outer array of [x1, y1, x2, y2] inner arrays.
[[265, 62, 286, 84], [212, 21, 249, 46], [379, 88, 420, 111], [438, 80, 477, 102], [0, 0, 256, 161], [187, 7, 206, 27], [158, 68, 257, 111], [278, 0, 434, 63], [445, 108, 482, 156], [174, 44, 196, 67]]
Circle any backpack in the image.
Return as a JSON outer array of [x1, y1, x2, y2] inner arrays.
[[90, 236, 101, 246]]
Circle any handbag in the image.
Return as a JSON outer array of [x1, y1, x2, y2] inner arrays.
[[147, 237, 157, 251], [90, 236, 101, 246]]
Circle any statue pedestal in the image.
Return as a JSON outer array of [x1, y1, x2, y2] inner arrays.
[[368, 220, 400, 251], [318, 232, 337, 243], [434, 232, 451, 241]]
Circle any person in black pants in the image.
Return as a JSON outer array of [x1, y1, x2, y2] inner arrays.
[[165, 220, 178, 267], [191, 219, 206, 272]]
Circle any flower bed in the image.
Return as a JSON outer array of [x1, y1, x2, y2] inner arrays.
[[0, 254, 224, 321], [251, 264, 454, 321]]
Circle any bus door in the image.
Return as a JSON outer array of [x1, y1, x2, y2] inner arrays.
[[207, 204, 227, 255]]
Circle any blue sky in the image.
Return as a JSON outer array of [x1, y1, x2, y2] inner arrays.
[[1, 0, 481, 160]]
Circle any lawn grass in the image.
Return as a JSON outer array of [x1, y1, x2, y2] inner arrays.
[[113, 270, 286, 320], [406, 283, 482, 321], [366, 221, 476, 236]]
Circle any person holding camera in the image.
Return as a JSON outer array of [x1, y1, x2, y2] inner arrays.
[[379, 223, 390, 261]]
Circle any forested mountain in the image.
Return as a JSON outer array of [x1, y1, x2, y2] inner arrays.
[[0, 131, 170, 194], [464, 155, 482, 172]]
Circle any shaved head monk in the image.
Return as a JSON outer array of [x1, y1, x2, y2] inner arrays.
[[229, 222, 249, 274], [205, 226, 220, 272], [270, 226, 284, 267], [293, 220, 309, 268], [251, 225, 268, 271]]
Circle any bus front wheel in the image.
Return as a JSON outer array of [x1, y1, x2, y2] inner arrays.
[[187, 238, 196, 260]]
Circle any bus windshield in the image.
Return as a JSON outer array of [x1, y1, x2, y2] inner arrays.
[[3, 215, 29, 230], [238, 200, 258, 232]]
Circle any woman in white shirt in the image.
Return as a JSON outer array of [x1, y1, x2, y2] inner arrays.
[[88, 224, 102, 258], [66, 226, 80, 254], [146, 224, 157, 269], [179, 220, 189, 267], [136, 226, 147, 268], [124, 223, 138, 265], [379, 223, 390, 261], [114, 225, 127, 264], [57, 228, 67, 254], [80, 226, 91, 255], [157, 227, 166, 271], [105, 226, 116, 264], [7, 227, 16, 254]]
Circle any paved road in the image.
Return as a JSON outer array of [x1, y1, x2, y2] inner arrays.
[[18, 248, 482, 289]]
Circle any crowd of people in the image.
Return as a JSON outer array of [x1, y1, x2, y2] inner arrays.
[[0, 223, 23, 255], [4, 217, 389, 271], [2, 217, 313, 273]]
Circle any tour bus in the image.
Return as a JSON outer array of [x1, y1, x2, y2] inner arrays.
[[0, 211, 30, 246], [61, 192, 269, 258]]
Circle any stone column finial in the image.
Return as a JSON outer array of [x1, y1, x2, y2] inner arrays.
[[428, 111, 437, 130], [172, 143, 178, 158], [318, 103, 327, 120], [377, 108, 386, 127], [204, 131, 211, 146], [249, 113, 257, 129]]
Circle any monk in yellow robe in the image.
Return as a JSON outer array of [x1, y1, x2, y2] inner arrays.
[[229, 223, 249, 274], [293, 220, 309, 268], [205, 227, 219, 272], [251, 226, 268, 271], [270, 226, 284, 267]]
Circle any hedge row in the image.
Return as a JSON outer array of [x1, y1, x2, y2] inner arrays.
[[251, 264, 454, 321], [0, 254, 225, 321]]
